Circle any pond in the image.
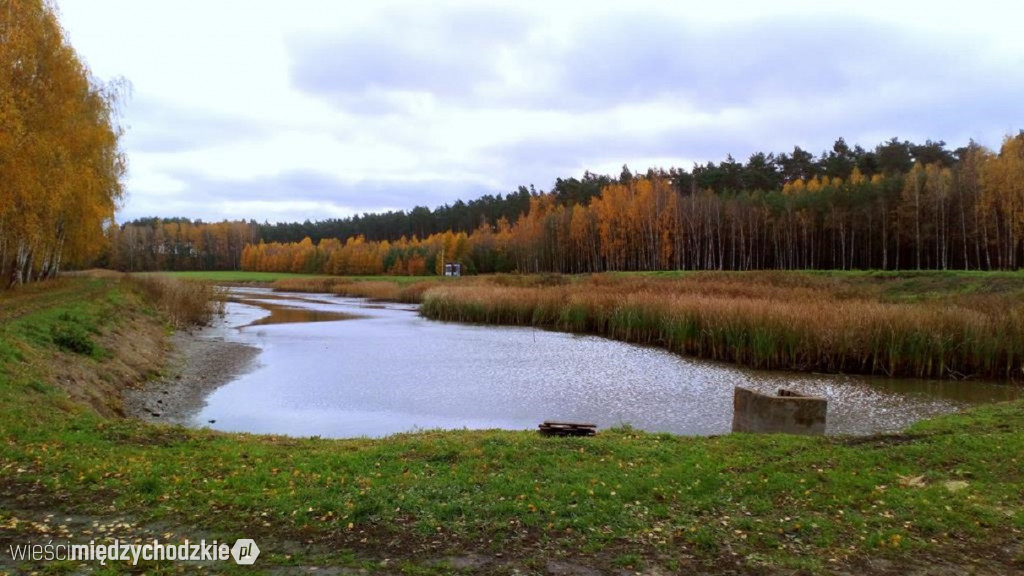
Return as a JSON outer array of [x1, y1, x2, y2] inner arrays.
[[193, 287, 1020, 438]]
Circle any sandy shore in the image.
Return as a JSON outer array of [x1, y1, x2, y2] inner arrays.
[[123, 324, 260, 426]]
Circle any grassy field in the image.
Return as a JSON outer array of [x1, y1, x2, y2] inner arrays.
[[150, 270, 428, 285], [0, 274, 1022, 574], [144, 270, 331, 283]]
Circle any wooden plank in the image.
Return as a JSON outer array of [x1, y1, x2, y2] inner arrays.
[[538, 421, 598, 437]]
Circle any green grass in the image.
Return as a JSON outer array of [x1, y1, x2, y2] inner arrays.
[[1, 276, 1023, 573], [0, 279, 111, 359], [148, 270, 429, 286], [144, 270, 331, 283]]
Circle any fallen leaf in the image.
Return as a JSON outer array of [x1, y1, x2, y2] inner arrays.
[[898, 474, 926, 488]]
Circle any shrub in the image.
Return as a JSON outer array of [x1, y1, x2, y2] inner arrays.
[[50, 320, 96, 355], [125, 276, 221, 328]]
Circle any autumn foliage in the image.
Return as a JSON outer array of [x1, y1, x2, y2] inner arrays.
[[242, 229, 477, 276], [1, 0, 126, 287], [240, 134, 1024, 276], [104, 218, 256, 272]]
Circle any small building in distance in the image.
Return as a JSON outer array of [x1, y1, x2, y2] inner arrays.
[[444, 262, 462, 277]]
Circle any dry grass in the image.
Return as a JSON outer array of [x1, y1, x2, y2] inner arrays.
[[421, 273, 1024, 381], [270, 276, 347, 293], [262, 271, 1024, 380], [124, 275, 223, 328], [330, 280, 443, 303], [331, 280, 403, 301], [60, 268, 125, 279], [271, 277, 442, 303]]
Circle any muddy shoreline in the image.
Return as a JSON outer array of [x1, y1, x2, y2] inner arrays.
[[123, 323, 260, 426]]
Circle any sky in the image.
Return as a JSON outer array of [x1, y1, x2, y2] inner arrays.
[[56, 0, 1023, 224]]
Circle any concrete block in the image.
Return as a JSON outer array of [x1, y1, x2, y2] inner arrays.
[[731, 387, 827, 435]]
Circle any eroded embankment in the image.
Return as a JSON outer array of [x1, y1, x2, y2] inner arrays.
[[0, 277, 166, 419], [0, 275, 257, 424]]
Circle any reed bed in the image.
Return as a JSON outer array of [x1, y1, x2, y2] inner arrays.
[[124, 275, 223, 328], [270, 277, 441, 304], [329, 280, 438, 303], [421, 274, 1024, 381], [270, 276, 348, 293]]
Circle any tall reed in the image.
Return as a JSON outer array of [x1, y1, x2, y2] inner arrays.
[[125, 275, 222, 328], [421, 274, 1024, 381], [330, 280, 439, 303], [271, 277, 346, 293], [270, 277, 440, 304]]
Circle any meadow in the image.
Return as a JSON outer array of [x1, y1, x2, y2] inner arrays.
[[0, 274, 1022, 574]]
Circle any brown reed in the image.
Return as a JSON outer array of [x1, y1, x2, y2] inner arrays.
[[420, 273, 1023, 381], [125, 275, 222, 328]]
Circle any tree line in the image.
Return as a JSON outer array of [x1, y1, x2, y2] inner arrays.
[[238, 134, 1024, 275], [1, 0, 126, 287], [100, 218, 258, 272], [103, 134, 1023, 275], [250, 137, 957, 246], [9, 2, 1017, 279], [258, 186, 537, 244]]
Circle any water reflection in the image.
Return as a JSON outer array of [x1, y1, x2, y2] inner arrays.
[[195, 288, 1021, 438], [236, 299, 365, 326]]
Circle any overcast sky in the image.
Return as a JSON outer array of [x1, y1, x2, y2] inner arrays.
[[57, 0, 1023, 224]]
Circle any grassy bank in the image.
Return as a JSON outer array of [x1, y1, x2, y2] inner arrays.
[[1, 275, 1022, 574]]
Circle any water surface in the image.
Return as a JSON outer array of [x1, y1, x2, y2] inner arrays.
[[195, 288, 1020, 438]]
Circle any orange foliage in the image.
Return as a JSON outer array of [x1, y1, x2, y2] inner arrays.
[[1, 0, 126, 285], [239, 150, 1024, 275]]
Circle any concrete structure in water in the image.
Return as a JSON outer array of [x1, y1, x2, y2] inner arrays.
[[731, 387, 827, 435]]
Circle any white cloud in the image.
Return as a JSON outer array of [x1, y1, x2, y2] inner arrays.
[[55, 0, 1024, 223]]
